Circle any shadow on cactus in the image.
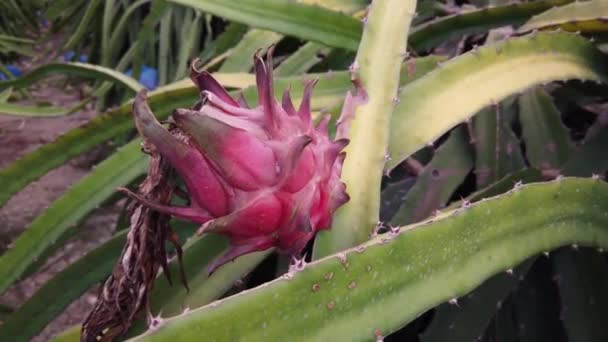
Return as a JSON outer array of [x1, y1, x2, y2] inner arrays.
[[82, 50, 358, 341]]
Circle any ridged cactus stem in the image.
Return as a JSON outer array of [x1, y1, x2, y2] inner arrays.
[[314, 0, 418, 258], [387, 32, 608, 171], [130, 178, 608, 342]]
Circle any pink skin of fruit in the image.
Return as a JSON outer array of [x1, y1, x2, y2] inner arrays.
[[123, 50, 356, 274]]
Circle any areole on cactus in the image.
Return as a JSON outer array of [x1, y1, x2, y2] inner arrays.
[[121, 49, 356, 273]]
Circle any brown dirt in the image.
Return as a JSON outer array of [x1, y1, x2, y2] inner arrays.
[[0, 83, 122, 341]]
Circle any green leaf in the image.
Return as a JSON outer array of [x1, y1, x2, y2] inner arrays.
[[409, 0, 574, 52], [314, 0, 418, 258], [130, 178, 608, 341], [449, 168, 544, 210], [100, 0, 116, 66], [63, 0, 102, 50], [158, 6, 173, 85], [107, 0, 151, 65], [173, 12, 203, 81], [487, 296, 518, 342], [219, 29, 283, 73], [379, 176, 416, 221], [166, 0, 362, 51], [455, 129, 608, 212], [124, 238, 274, 337], [0, 38, 36, 56], [390, 127, 473, 225], [198, 22, 248, 64], [298, 0, 367, 14], [387, 32, 608, 171], [562, 127, 608, 177], [42, 237, 272, 341], [0, 232, 126, 341], [0, 34, 35, 44], [553, 248, 608, 342], [0, 87, 12, 102], [216, 0, 362, 75], [519, 87, 574, 171], [518, 0, 608, 34], [420, 261, 533, 342], [0, 102, 82, 117], [275, 42, 331, 77], [422, 168, 541, 342], [0, 140, 147, 295], [473, 102, 526, 188], [44, 0, 81, 21], [132, 0, 169, 79], [152, 240, 271, 316], [0, 62, 144, 92], [0, 63, 18, 83], [2, 0, 38, 30], [509, 257, 568, 342]]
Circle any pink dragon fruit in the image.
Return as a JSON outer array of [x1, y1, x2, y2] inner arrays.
[[123, 51, 356, 273]]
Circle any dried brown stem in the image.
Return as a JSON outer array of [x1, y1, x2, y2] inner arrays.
[[81, 153, 186, 342]]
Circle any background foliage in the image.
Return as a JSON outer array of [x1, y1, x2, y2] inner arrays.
[[1, 0, 608, 341]]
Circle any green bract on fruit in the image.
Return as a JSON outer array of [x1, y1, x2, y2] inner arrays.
[[123, 50, 357, 273]]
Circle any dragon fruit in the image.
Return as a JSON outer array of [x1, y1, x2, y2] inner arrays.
[[123, 51, 356, 273]]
